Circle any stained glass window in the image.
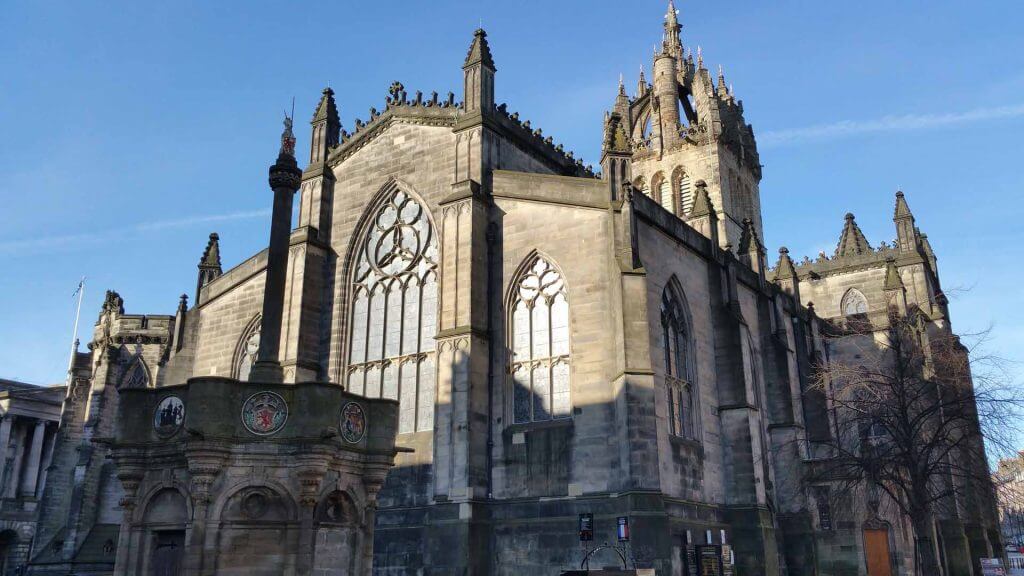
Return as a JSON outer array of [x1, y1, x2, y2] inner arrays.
[[347, 188, 438, 433], [510, 257, 571, 424], [662, 285, 695, 439]]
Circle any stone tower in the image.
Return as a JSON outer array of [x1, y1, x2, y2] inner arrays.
[[602, 0, 762, 249]]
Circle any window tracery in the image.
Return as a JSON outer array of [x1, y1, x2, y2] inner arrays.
[[346, 188, 438, 433], [510, 256, 570, 424], [236, 317, 261, 381], [121, 358, 150, 389], [841, 288, 869, 316], [662, 284, 695, 439]]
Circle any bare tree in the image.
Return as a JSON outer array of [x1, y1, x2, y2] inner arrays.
[[805, 308, 1022, 575]]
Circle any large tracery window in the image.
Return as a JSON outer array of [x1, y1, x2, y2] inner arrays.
[[510, 256, 570, 424], [347, 188, 438, 434], [662, 284, 695, 439]]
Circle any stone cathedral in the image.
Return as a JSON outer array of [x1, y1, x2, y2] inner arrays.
[[16, 3, 1001, 576]]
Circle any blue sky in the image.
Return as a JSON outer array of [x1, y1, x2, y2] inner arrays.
[[1, 0, 1022, 401]]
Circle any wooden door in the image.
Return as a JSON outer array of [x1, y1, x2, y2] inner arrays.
[[864, 528, 893, 576], [151, 531, 185, 576]]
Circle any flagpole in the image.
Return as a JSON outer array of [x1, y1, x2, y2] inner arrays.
[[67, 277, 85, 388]]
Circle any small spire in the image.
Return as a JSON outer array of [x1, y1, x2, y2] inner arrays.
[[883, 257, 904, 291], [464, 27, 496, 70], [663, 0, 682, 53], [894, 190, 913, 219], [834, 213, 872, 258], [200, 233, 222, 270], [738, 218, 764, 256], [637, 65, 648, 97], [696, 45, 704, 68], [717, 64, 728, 96], [775, 247, 798, 280], [618, 73, 626, 96], [688, 180, 716, 218], [312, 87, 339, 125]]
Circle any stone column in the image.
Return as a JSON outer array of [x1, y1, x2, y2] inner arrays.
[[295, 458, 326, 573], [6, 424, 26, 498], [20, 420, 46, 498], [0, 416, 13, 494], [35, 424, 57, 499], [250, 120, 303, 384], [112, 469, 143, 576]]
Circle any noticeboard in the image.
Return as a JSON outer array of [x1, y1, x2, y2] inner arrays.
[[578, 513, 594, 542], [980, 558, 1005, 576], [696, 545, 723, 576]]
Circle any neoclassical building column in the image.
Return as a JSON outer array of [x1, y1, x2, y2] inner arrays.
[[20, 420, 46, 498], [0, 416, 13, 492], [6, 424, 27, 498]]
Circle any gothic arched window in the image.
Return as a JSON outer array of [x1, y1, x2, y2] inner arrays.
[[121, 358, 150, 389], [662, 283, 695, 439], [657, 175, 675, 214], [841, 288, 869, 316], [510, 256, 570, 424], [235, 316, 261, 381], [347, 187, 438, 434], [678, 173, 693, 215]]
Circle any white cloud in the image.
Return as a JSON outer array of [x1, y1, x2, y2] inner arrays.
[[0, 208, 270, 255], [760, 103, 1024, 147]]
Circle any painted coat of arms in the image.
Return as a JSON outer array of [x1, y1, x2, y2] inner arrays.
[[242, 391, 289, 436], [340, 402, 366, 443], [153, 395, 185, 437]]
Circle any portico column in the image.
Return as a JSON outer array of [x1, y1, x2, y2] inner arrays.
[[6, 425, 26, 498], [0, 416, 12, 494], [20, 420, 46, 498]]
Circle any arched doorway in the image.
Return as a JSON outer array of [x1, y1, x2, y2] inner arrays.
[[142, 489, 188, 576], [0, 530, 18, 575]]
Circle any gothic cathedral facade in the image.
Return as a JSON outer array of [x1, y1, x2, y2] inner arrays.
[[24, 3, 1000, 575]]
